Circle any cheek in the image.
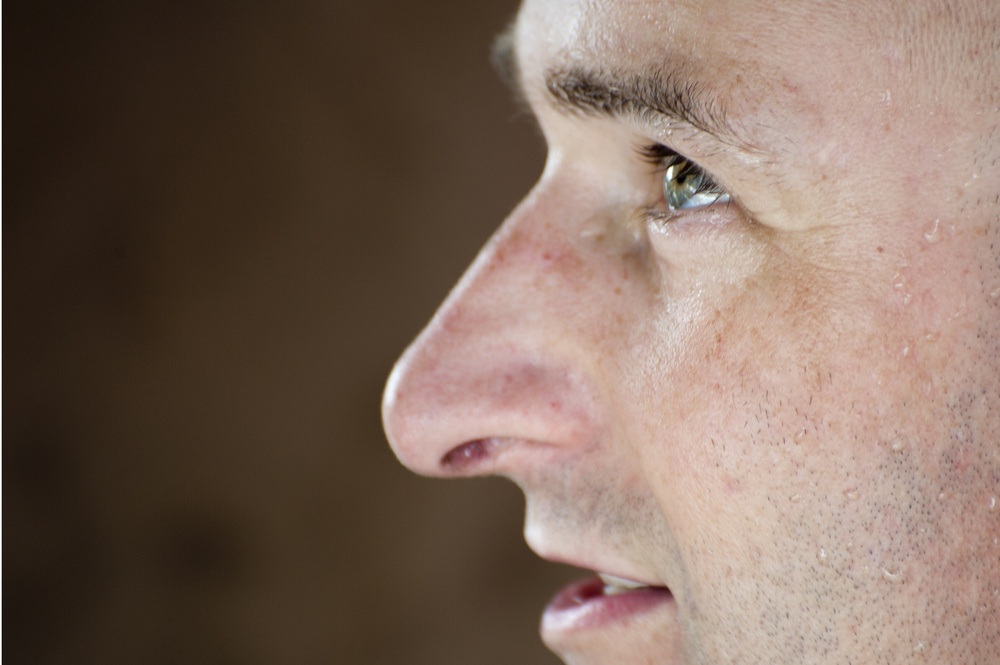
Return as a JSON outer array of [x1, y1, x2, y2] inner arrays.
[[623, 227, 901, 531]]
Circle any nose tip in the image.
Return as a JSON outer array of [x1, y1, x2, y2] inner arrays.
[[382, 345, 448, 475], [382, 311, 500, 476], [382, 315, 601, 477]]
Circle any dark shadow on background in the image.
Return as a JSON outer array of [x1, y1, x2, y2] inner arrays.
[[4, 2, 579, 663]]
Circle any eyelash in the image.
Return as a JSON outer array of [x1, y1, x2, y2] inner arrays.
[[637, 143, 730, 214]]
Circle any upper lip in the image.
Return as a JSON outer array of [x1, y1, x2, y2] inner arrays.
[[533, 549, 667, 589]]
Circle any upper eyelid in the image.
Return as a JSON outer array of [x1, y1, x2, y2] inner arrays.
[[636, 143, 724, 189], [636, 142, 680, 165]]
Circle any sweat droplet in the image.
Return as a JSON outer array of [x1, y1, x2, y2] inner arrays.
[[913, 641, 927, 655], [890, 440, 906, 452], [817, 547, 829, 564], [991, 286, 1000, 299], [990, 496, 997, 511], [844, 488, 859, 500], [790, 493, 801, 503], [882, 567, 904, 583], [923, 219, 941, 244]]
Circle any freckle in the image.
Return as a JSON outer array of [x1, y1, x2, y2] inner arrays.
[[882, 122, 891, 132], [614, 287, 622, 295], [542, 251, 553, 261], [876, 246, 884, 253], [549, 400, 562, 412]]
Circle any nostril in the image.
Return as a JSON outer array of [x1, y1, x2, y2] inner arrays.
[[441, 438, 497, 471]]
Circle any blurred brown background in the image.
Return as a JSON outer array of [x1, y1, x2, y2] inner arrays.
[[5, 2, 579, 663]]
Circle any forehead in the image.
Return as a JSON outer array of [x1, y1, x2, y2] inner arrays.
[[512, 0, 902, 121], [515, 0, 888, 59]]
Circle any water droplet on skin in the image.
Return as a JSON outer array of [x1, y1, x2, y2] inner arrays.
[[939, 492, 947, 500], [578, 218, 607, 241], [901, 341, 912, 357], [817, 547, 829, 564], [901, 292, 913, 305], [990, 495, 997, 511], [891, 440, 906, 452], [892, 271, 907, 290], [882, 567, 904, 583], [990, 286, 1000, 299], [923, 219, 941, 244], [795, 427, 807, 443], [844, 488, 859, 500], [913, 641, 927, 655], [790, 493, 801, 503]]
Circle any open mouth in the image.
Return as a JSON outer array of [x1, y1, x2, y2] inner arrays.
[[542, 573, 674, 634]]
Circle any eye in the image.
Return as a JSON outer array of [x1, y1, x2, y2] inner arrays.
[[640, 144, 730, 213]]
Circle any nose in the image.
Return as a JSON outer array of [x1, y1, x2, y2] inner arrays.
[[382, 178, 622, 478]]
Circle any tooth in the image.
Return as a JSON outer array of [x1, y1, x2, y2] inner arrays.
[[598, 573, 648, 595]]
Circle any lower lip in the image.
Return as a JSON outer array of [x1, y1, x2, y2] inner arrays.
[[541, 576, 673, 635]]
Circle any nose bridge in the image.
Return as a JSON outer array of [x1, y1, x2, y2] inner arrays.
[[382, 182, 607, 476]]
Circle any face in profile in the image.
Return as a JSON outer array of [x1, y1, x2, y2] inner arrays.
[[383, 0, 1000, 662]]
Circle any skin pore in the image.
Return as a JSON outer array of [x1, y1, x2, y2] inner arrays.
[[383, 0, 1000, 663]]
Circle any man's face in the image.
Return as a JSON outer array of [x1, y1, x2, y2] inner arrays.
[[383, 0, 1000, 662]]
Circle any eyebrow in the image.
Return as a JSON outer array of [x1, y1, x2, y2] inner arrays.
[[491, 28, 756, 152]]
